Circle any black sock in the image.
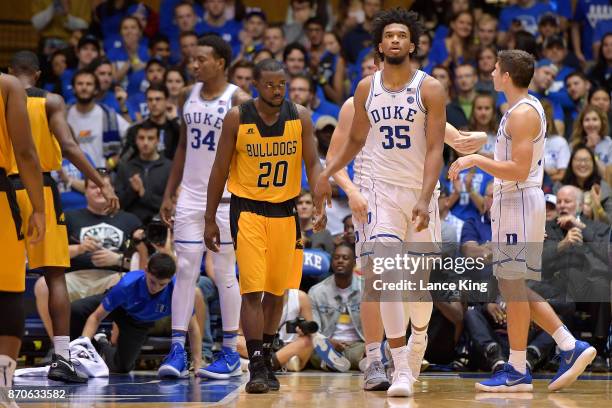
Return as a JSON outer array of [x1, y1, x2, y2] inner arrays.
[[246, 339, 263, 361], [262, 333, 275, 361]]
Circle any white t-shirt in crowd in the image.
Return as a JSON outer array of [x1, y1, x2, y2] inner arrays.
[[331, 286, 361, 343], [67, 104, 129, 168], [544, 135, 571, 170]]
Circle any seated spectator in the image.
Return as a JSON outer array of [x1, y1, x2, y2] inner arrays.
[[593, 21, 612, 63], [115, 121, 172, 223], [54, 152, 96, 211], [429, 11, 476, 68], [433, 65, 468, 130], [169, 2, 204, 64], [177, 31, 199, 83], [558, 144, 612, 223], [43, 50, 68, 95], [475, 14, 498, 49], [89, 57, 132, 121], [92, 0, 143, 53], [237, 289, 316, 372], [571, 0, 612, 63], [475, 46, 496, 94], [164, 68, 187, 119], [542, 185, 611, 371], [34, 172, 142, 339], [468, 93, 498, 159], [564, 71, 591, 123], [297, 190, 334, 254], [149, 34, 172, 65], [309, 244, 364, 371], [32, 0, 90, 56], [229, 60, 255, 96], [61, 35, 101, 103], [237, 8, 267, 61], [70, 253, 203, 374], [445, 158, 493, 222], [496, 0, 553, 47], [199, 0, 243, 58], [320, 30, 347, 104], [127, 58, 168, 120], [542, 99, 571, 186], [341, 0, 380, 65], [569, 105, 612, 181], [67, 69, 130, 169], [536, 12, 562, 48], [542, 35, 578, 118], [283, 42, 309, 77], [450, 64, 478, 122], [588, 87, 612, 126], [263, 23, 287, 62], [545, 193, 558, 221], [108, 16, 150, 95]]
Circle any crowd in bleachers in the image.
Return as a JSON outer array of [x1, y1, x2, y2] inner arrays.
[[24, 0, 612, 374]]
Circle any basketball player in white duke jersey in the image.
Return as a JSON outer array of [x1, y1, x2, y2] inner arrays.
[[316, 8, 447, 397], [449, 49, 596, 393], [159, 35, 251, 379]]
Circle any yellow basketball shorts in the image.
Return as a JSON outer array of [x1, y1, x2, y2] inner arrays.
[[10, 172, 69, 269], [230, 195, 303, 296], [0, 169, 26, 292]]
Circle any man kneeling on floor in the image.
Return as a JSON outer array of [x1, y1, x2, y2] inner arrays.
[[70, 253, 202, 374]]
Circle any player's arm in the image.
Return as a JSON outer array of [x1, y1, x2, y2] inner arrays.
[[204, 107, 239, 251], [81, 303, 110, 339], [414, 77, 447, 230], [298, 104, 326, 230], [47, 93, 119, 213], [322, 76, 371, 178], [449, 105, 539, 181], [232, 88, 252, 106], [444, 122, 488, 154], [326, 98, 369, 222], [4, 75, 45, 242], [160, 85, 192, 225]]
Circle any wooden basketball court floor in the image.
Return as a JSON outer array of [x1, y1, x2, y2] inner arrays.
[[8, 370, 612, 407]]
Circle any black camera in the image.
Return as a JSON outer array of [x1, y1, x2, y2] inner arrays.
[[285, 317, 319, 335], [145, 219, 168, 246]]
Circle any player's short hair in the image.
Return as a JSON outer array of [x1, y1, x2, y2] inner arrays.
[[147, 253, 176, 280], [197, 34, 233, 71], [9, 51, 39, 75], [146, 82, 169, 98], [253, 58, 287, 81], [497, 49, 534, 89], [371, 8, 423, 60]]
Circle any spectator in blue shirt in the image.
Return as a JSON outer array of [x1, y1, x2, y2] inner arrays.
[[593, 19, 612, 59], [127, 58, 167, 121], [542, 36, 580, 113], [589, 33, 612, 92], [236, 8, 267, 62], [70, 253, 202, 374], [571, 0, 612, 63], [565, 71, 592, 123], [61, 35, 101, 103], [429, 11, 476, 68], [169, 2, 204, 64], [149, 34, 172, 66], [93, 0, 142, 54], [341, 0, 381, 64], [199, 0, 243, 60], [108, 16, 150, 96], [445, 164, 493, 222], [263, 23, 287, 62], [497, 0, 554, 46]]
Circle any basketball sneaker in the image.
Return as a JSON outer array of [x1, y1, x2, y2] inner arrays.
[[158, 343, 189, 378], [198, 347, 241, 379], [47, 354, 88, 383], [363, 360, 390, 391], [548, 340, 597, 391], [475, 363, 533, 392], [312, 334, 350, 372], [387, 367, 415, 397], [407, 334, 427, 380], [245, 356, 269, 394], [264, 357, 280, 391]]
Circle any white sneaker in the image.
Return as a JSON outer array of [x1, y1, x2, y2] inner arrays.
[[407, 335, 427, 380], [387, 367, 415, 397]]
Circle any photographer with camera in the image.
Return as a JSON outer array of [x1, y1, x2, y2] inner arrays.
[[308, 244, 364, 371]]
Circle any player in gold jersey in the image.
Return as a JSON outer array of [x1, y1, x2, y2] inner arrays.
[[0, 72, 45, 393], [205, 59, 325, 394], [8, 51, 119, 383]]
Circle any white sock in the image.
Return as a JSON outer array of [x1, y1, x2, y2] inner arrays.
[[0, 355, 16, 388], [366, 342, 382, 367], [390, 345, 409, 371], [508, 349, 527, 375], [222, 333, 238, 352], [53, 336, 70, 360], [408, 327, 428, 352], [552, 326, 576, 352]]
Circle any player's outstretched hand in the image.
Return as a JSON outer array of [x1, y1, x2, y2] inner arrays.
[[411, 200, 430, 232], [347, 189, 368, 224], [101, 182, 120, 214], [313, 209, 327, 233], [448, 155, 476, 180], [453, 131, 488, 154], [313, 173, 333, 214], [204, 220, 221, 252], [27, 210, 46, 244], [160, 196, 174, 227]]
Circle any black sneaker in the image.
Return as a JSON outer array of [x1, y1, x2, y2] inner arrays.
[[526, 346, 541, 372], [485, 342, 505, 373], [48, 354, 88, 383], [265, 357, 280, 391], [589, 355, 609, 373], [245, 357, 269, 394]]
